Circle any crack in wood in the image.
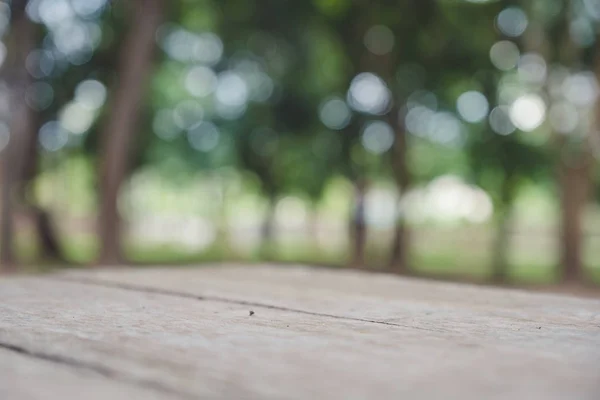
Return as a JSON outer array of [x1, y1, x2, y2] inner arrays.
[[48, 275, 450, 334], [0, 341, 198, 400]]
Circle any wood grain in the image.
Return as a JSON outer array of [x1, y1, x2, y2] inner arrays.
[[0, 264, 599, 399]]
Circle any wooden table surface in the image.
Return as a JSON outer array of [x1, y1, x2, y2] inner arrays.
[[1, 264, 599, 399]]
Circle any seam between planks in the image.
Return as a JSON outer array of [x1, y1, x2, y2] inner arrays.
[[47, 275, 450, 334], [0, 341, 200, 400]]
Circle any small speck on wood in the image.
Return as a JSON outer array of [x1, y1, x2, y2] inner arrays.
[[537, 327, 542, 329], [249, 310, 255, 316]]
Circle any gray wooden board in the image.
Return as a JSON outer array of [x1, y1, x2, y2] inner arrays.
[[0, 264, 599, 399], [0, 348, 171, 400]]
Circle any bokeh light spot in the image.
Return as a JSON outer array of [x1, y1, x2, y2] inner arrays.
[[26, 81, 54, 111], [489, 106, 516, 135], [319, 97, 351, 130], [509, 94, 546, 132], [39, 121, 69, 151], [173, 100, 204, 130], [26, 49, 55, 78], [405, 106, 435, 137], [347, 73, 391, 115], [75, 80, 107, 110], [489, 41, 520, 71], [562, 72, 599, 107], [427, 112, 464, 146], [187, 121, 220, 152], [70, 0, 107, 19], [59, 101, 96, 134], [518, 53, 547, 84], [407, 90, 438, 111], [361, 120, 394, 154], [364, 25, 395, 56], [153, 109, 180, 140], [185, 66, 218, 98], [216, 72, 248, 107], [496, 7, 528, 37], [456, 91, 489, 123], [549, 102, 579, 134]]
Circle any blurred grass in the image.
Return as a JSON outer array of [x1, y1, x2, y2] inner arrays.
[[18, 166, 598, 286], [12, 226, 600, 286]]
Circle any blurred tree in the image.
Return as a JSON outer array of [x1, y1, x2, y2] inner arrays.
[[213, 0, 320, 258], [385, 0, 438, 273], [97, 0, 166, 264], [535, 0, 595, 282], [555, 7, 595, 283], [0, 0, 595, 284], [0, 0, 35, 269], [1, 0, 135, 268], [467, 109, 550, 282], [0, 0, 66, 268], [463, 0, 552, 283], [28, 0, 129, 264]]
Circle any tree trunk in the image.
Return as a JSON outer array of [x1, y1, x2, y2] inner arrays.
[[97, 0, 165, 265], [0, 1, 37, 271], [548, 0, 592, 284], [260, 196, 277, 261], [388, 112, 411, 273], [558, 154, 591, 283], [490, 175, 518, 283], [491, 211, 511, 283], [215, 184, 230, 256], [33, 208, 65, 262], [19, 114, 65, 263], [389, 219, 409, 273], [349, 180, 367, 268], [0, 149, 14, 270]]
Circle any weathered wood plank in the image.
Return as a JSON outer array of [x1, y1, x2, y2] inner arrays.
[[0, 348, 172, 400], [60, 264, 600, 334], [0, 265, 599, 399]]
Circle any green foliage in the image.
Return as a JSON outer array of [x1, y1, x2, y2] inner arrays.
[[14, 0, 599, 279]]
